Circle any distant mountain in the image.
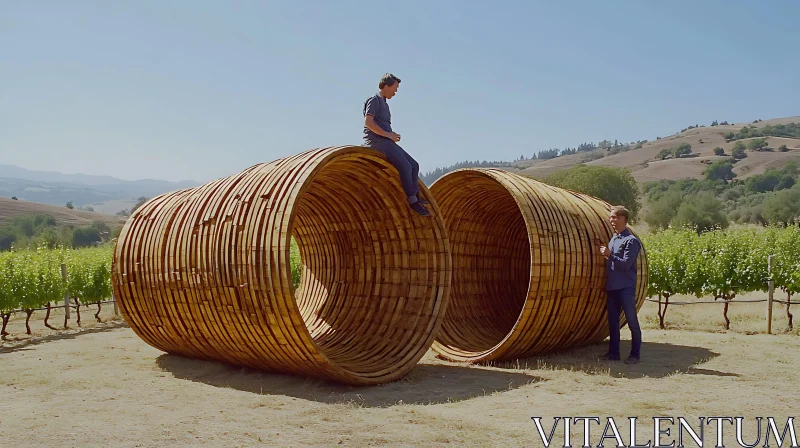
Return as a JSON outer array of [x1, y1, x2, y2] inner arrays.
[[0, 165, 198, 189], [0, 165, 202, 211]]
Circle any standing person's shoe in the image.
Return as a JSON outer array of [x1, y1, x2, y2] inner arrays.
[[624, 356, 640, 364], [416, 195, 430, 205], [598, 352, 620, 361], [410, 201, 430, 216]]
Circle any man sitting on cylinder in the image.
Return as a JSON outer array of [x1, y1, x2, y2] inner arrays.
[[362, 73, 430, 217]]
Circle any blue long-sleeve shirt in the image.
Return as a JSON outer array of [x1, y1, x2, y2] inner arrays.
[[605, 228, 641, 291]]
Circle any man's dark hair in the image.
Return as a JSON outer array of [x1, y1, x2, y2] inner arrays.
[[610, 205, 629, 221], [379, 73, 401, 89]]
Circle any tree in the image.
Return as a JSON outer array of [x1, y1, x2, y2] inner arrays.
[[713, 147, 725, 156], [748, 138, 769, 151], [763, 185, 800, 225], [0, 228, 16, 251], [673, 143, 692, 158], [11, 196, 17, 200], [656, 148, 672, 160], [779, 144, 789, 152], [670, 192, 729, 233], [731, 142, 747, 159], [65, 201, 74, 209], [644, 189, 683, 230], [540, 165, 641, 222], [776, 175, 796, 191], [130, 196, 149, 215], [704, 160, 736, 182], [746, 169, 783, 193], [71, 226, 102, 248], [537, 149, 559, 160]]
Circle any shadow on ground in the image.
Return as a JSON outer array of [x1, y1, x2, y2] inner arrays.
[[0, 320, 128, 354], [156, 354, 544, 407], [485, 340, 737, 378]]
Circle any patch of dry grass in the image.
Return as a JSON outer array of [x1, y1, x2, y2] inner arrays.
[[640, 291, 798, 335]]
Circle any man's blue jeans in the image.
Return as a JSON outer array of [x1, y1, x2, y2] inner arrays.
[[606, 287, 641, 358], [366, 139, 420, 203]]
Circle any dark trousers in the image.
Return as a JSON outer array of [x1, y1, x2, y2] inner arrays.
[[367, 139, 420, 203], [606, 287, 642, 358]]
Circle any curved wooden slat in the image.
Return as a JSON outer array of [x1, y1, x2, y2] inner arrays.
[[429, 169, 648, 362], [111, 146, 452, 385]]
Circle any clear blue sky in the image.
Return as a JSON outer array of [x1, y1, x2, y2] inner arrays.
[[2, 1, 798, 183]]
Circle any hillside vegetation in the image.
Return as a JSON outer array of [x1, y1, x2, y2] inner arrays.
[[420, 116, 800, 229], [0, 197, 124, 250], [0, 197, 124, 227], [521, 116, 800, 182], [422, 116, 800, 186]]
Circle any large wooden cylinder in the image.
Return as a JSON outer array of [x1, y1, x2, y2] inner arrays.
[[111, 146, 451, 385], [429, 169, 647, 363]]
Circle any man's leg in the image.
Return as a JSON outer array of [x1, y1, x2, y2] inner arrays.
[[397, 146, 427, 203], [369, 141, 427, 215], [605, 289, 622, 359], [385, 143, 420, 202], [620, 287, 642, 359], [401, 148, 420, 182]]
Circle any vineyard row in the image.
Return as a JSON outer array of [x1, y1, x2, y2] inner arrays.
[[2, 226, 800, 335]]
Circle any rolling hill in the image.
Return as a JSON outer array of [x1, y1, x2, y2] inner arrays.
[[0, 196, 126, 227], [519, 116, 800, 182], [422, 116, 800, 185]]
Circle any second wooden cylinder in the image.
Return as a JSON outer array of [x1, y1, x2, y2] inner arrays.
[[429, 168, 648, 363]]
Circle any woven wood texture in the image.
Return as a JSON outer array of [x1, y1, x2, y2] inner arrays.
[[111, 146, 452, 385], [429, 168, 648, 363]]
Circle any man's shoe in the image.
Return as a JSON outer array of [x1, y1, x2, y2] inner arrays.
[[410, 201, 430, 217], [416, 196, 430, 205], [598, 352, 620, 361], [624, 356, 640, 364]]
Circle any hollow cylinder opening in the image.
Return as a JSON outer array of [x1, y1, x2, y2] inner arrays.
[[430, 170, 531, 359], [290, 153, 446, 378]]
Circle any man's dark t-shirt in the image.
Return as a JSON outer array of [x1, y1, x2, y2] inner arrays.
[[363, 93, 393, 145]]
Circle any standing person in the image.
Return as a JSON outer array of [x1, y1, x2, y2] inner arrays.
[[362, 73, 430, 217], [598, 206, 642, 364]]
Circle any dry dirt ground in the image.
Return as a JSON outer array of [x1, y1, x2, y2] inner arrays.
[[1, 302, 798, 447]]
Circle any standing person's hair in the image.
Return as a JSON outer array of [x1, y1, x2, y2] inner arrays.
[[610, 205, 629, 222], [379, 73, 401, 89]]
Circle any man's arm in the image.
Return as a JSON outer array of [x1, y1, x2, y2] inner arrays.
[[364, 97, 400, 141], [365, 114, 393, 138], [608, 238, 641, 271]]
